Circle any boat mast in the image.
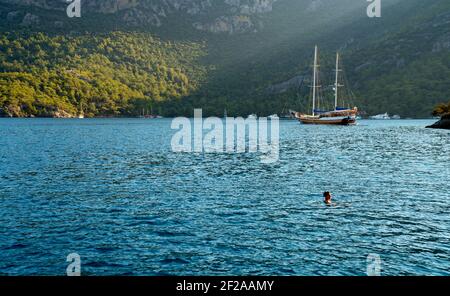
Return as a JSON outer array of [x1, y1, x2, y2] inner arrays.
[[312, 45, 318, 116], [334, 52, 339, 110]]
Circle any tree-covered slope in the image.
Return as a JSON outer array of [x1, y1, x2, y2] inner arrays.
[[0, 0, 449, 117], [198, 0, 450, 118], [344, 0, 450, 117], [0, 32, 207, 117]]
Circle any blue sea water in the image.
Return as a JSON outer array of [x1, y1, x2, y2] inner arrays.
[[0, 118, 449, 275]]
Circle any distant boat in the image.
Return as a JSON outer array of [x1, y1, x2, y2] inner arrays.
[[370, 113, 391, 120], [279, 110, 296, 120], [279, 104, 297, 120], [247, 114, 257, 119], [268, 114, 279, 120], [78, 102, 84, 118], [139, 106, 162, 119], [138, 108, 145, 118], [296, 46, 358, 125]]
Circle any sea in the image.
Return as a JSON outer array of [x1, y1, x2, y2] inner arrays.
[[0, 118, 449, 275]]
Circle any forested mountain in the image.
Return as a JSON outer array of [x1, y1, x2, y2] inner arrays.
[[0, 0, 449, 117]]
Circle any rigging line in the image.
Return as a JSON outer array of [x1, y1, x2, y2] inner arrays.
[[341, 56, 356, 108], [296, 79, 308, 114]]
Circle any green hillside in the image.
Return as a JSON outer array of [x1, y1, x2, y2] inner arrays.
[[0, 0, 449, 117], [197, 0, 450, 118], [0, 32, 207, 117]]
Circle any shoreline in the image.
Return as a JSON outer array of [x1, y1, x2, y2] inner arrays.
[[0, 116, 440, 120]]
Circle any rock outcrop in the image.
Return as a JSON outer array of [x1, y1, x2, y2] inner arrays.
[[6, 10, 21, 22], [20, 12, 40, 26], [432, 33, 450, 53], [267, 75, 305, 94], [426, 114, 450, 130], [193, 15, 256, 34], [0, 105, 76, 118]]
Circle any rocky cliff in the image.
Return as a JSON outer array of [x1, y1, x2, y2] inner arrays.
[[1, 0, 277, 33]]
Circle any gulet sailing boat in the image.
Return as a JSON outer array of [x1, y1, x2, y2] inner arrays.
[[297, 46, 358, 125]]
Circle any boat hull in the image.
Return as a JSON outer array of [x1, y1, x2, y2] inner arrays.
[[296, 108, 358, 125], [298, 116, 356, 125]]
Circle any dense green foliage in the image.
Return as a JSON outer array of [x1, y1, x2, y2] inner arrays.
[[0, 32, 206, 117], [0, 0, 449, 118], [433, 101, 450, 117]]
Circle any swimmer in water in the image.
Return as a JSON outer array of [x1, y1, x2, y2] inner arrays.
[[323, 191, 332, 205]]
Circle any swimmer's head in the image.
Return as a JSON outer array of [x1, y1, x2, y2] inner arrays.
[[323, 191, 332, 202]]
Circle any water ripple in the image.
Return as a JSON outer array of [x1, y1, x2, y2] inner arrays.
[[0, 118, 449, 275]]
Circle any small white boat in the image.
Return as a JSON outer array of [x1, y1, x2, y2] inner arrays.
[[78, 102, 84, 118], [247, 114, 257, 119], [370, 113, 391, 120], [268, 114, 279, 120]]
